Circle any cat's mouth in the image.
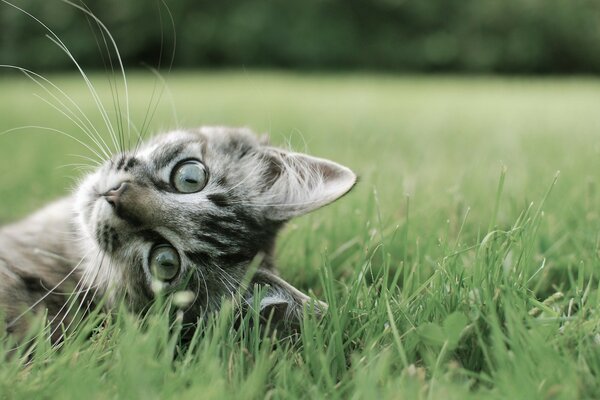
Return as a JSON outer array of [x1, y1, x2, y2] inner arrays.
[[89, 196, 126, 252]]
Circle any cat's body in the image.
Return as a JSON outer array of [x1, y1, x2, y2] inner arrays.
[[0, 198, 85, 341], [0, 126, 356, 341]]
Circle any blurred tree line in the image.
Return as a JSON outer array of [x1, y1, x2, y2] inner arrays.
[[1, 0, 600, 74]]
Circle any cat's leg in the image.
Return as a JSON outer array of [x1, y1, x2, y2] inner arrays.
[[245, 268, 328, 330]]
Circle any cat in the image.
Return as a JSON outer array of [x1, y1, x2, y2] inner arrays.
[[0, 126, 356, 342]]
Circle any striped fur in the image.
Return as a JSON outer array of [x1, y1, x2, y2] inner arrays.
[[0, 126, 356, 339]]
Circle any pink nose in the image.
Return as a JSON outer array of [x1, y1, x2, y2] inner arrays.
[[103, 182, 128, 207]]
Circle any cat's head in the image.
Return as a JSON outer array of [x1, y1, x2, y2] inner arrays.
[[74, 126, 356, 326]]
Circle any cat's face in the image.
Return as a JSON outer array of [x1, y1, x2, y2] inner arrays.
[[74, 127, 356, 322]]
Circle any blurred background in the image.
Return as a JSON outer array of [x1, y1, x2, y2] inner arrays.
[[2, 0, 600, 74]]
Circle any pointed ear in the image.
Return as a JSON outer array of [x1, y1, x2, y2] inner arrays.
[[247, 269, 327, 329], [260, 148, 357, 221]]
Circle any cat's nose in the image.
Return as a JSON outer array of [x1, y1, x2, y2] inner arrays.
[[103, 182, 128, 207]]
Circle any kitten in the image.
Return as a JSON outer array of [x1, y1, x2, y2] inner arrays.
[[0, 126, 356, 342]]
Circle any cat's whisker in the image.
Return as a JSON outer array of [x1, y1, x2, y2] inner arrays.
[[135, 70, 162, 151], [38, 280, 102, 296], [30, 92, 112, 161], [214, 273, 236, 302], [184, 269, 203, 314], [84, 8, 127, 154], [62, 0, 131, 154], [148, 68, 179, 133], [56, 163, 96, 171], [0, 125, 106, 164], [213, 265, 239, 295], [62, 166, 96, 177], [45, 35, 120, 155], [128, 122, 143, 153], [214, 273, 246, 315], [48, 250, 106, 341], [195, 267, 211, 312], [212, 265, 259, 315], [67, 153, 103, 167], [6, 250, 92, 329], [0, 1, 120, 156], [21, 68, 113, 159], [54, 253, 108, 344], [0, 65, 113, 159], [133, 3, 177, 155], [46, 250, 103, 329]]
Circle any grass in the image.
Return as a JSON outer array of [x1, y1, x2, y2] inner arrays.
[[0, 72, 599, 399]]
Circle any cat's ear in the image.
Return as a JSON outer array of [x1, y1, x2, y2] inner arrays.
[[247, 269, 327, 329], [260, 148, 357, 220]]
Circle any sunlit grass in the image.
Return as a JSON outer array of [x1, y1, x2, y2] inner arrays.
[[0, 72, 599, 398]]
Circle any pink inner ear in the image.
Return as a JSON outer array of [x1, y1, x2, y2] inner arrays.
[[261, 149, 357, 221]]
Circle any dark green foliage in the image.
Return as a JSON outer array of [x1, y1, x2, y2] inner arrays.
[[2, 0, 600, 73]]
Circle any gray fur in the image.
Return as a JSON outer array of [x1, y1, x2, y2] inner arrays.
[[0, 126, 356, 339]]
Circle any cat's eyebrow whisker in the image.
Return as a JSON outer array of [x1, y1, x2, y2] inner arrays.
[[0, 125, 106, 164]]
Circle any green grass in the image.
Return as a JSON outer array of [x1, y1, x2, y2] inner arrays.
[[1, 72, 600, 399]]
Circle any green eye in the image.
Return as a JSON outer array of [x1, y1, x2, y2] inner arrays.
[[172, 160, 208, 193], [149, 244, 180, 281]]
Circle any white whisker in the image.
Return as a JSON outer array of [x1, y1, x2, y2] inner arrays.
[[0, 64, 114, 159], [6, 250, 91, 329]]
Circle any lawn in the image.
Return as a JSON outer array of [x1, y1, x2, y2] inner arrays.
[[0, 72, 599, 399]]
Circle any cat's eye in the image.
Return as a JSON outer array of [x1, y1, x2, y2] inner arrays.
[[171, 160, 208, 193], [149, 244, 180, 281]]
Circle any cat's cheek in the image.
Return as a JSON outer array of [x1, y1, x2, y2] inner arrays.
[[96, 199, 116, 225], [74, 172, 101, 218]]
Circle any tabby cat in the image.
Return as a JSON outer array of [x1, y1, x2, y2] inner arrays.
[[0, 126, 356, 342]]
